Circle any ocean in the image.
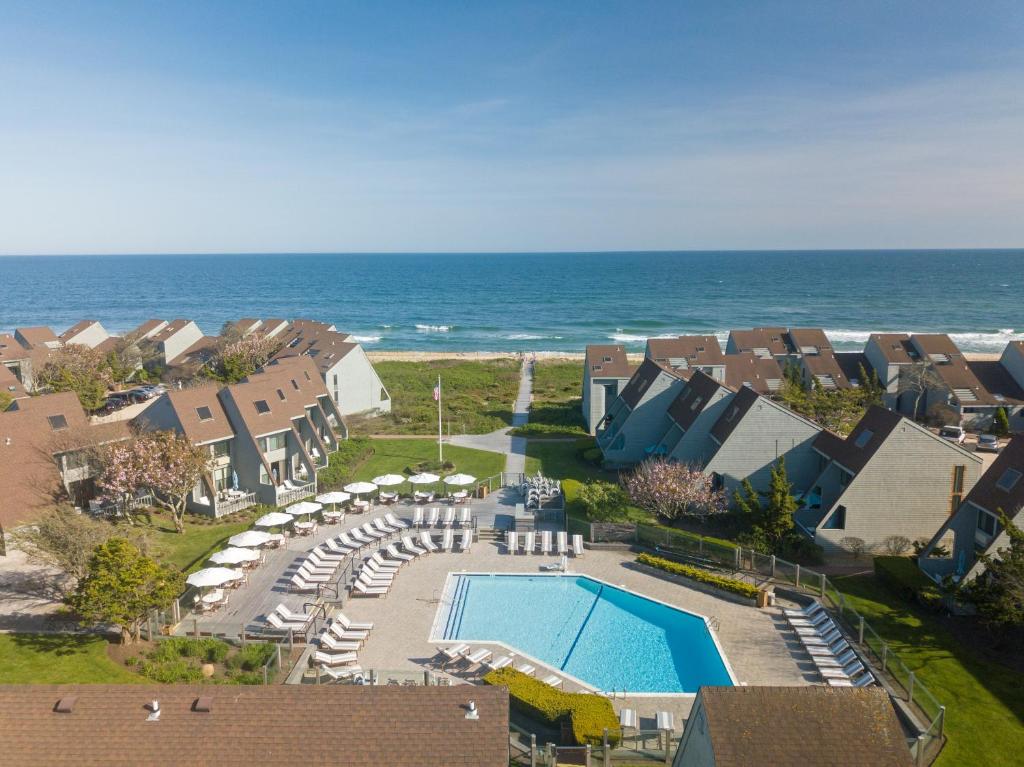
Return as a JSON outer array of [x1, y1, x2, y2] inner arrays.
[[1, 250, 1021, 353]]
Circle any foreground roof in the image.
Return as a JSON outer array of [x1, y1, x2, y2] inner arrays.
[[698, 686, 911, 767], [618, 358, 679, 409], [727, 327, 790, 357], [962, 436, 1024, 520], [811, 406, 902, 474], [0, 684, 510, 767]]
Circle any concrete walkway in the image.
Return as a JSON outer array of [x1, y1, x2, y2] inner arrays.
[[449, 360, 533, 475]]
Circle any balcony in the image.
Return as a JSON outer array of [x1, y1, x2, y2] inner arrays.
[[277, 481, 315, 506], [216, 491, 257, 516]]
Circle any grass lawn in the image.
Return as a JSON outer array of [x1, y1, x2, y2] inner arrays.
[[138, 509, 259, 573], [357, 359, 521, 435], [512, 361, 588, 437], [833, 574, 1024, 767], [0, 634, 142, 683], [351, 438, 506, 485]]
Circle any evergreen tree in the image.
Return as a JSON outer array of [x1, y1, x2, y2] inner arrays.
[[762, 456, 798, 546], [965, 511, 1024, 634], [991, 407, 1011, 438], [732, 478, 761, 517]]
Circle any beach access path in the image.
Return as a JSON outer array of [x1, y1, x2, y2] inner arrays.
[[448, 359, 532, 474]]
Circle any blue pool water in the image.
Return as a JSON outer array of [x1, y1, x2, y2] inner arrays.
[[439, 574, 734, 693]]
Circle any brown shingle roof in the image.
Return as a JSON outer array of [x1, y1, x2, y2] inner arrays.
[[727, 327, 789, 357], [15, 326, 59, 348], [784, 327, 832, 353], [223, 356, 329, 437], [812, 406, 902, 474], [131, 319, 167, 339], [0, 333, 31, 363], [962, 436, 1024, 520], [273, 321, 358, 375], [0, 364, 27, 398], [618, 358, 678, 410], [911, 333, 961, 358], [585, 344, 632, 378], [161, 384, 235, 444], [646, 335, 726, 366], [802, 351, 852, 389], [148, 319, 192, 344], [869, 334, 917, 365], [966, 361, 1024, 407], [698, 686, 912, 767], [0, 684, 510, 767]]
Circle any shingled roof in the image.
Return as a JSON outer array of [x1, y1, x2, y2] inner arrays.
[[646, 335, 726, 367], [696, 686, 911, 767], [962, 436, 1024, 521], [811, 406, 903, 475], [585, 344, 632, 378], [666, 370, 729, 431], [618, 358, 680, 409], [0, 684, 510, 767]]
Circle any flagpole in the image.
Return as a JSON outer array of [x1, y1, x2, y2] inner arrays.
[[437, 374, 443, 462]]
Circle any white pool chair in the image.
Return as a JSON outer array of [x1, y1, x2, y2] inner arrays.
[[515, 662, 536, 676], [312, 650, 358, 667], [352, 579, 389, 597], [385, 543, 415, 562], [619, 708, 638, 730], [275, 605, 314, 626], [784, 601, 825, 621], [440, 529, 454, 552], [402, 535, 427, 556], [334, 612, 373, 631], [539, 530, 552, 555], [523, 531, 535, 554], [385, 512, 410, 529], [419, 531, 440, 553], [655, 711, 675, 733], [349, 528, 374, 546], [287, 575, 320, 593], [813, 649, 858, 669], [370, 551, 403, 570], [483, 654, 513, 672], [461, 648, 492, 667], [321, 664, 364, 682], [820, 660, 866, 681], [557, 531, 568, 555], [319, 633, 361, 653], [458, 508, 471, 527], [322, 538, 355, 556], [541, 674, 563, 689], [572, 534, 585, 557], [828, 671, 876, 688], [436, 643, 470, 666], [373, 517, 398, 536], [426, 507, 439, 527], [266, 612, 307, 631], [412, 507, 424, 526], [458, 529, 472, 552], [361, 522, 387, 540], [441, 508, 455, 527], [327, 622, 369, 642], [506, 530, 519, 554], [295, 565, 332, 583]]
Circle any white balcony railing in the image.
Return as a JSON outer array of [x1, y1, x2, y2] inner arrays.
[[217, 491, 257, 516], [277, 481, 315, 506]]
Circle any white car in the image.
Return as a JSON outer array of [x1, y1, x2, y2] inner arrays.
[[938, 425, 966, 444]]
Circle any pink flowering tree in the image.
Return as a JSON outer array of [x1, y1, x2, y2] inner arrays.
[[207, 333, 283, 383], [98, 432, 212, 533], [624, 459, 727, 522]]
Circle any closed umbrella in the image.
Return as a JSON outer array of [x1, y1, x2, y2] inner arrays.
[[186, 567, 244, 588], [254, 511, 294, 528], [209, 547, 260, 566], [443, 473, 477, 486], [228, 530, 273, 548], [286, 501, 322, 520]]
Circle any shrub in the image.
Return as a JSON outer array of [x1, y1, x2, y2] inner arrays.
[[317, 438, 374, 489], [150, 637, 231, 664], [839, 536, 869, 559], [636, 553, 760, 599], [778, 534, 825, 566], [874, 556, 942, 609], [483, 668, 620, 747], [577, 481, 631, 522], [882, 535, 912, 556], [232, 642, 277, 671], [138, 659, 204, 684]]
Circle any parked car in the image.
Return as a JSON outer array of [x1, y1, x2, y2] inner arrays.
[[133, 384, 166, 399], [939, 425, 967, 444], [976, 434, 1002, 452], [103, 393, 134, 412]]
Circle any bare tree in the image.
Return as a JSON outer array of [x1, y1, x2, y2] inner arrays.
[[882, 535, 912, 556], [840, 536, 869, 560], [898, 360, 946, 420]]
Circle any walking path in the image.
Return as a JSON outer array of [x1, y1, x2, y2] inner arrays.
[[449, 359, 533, 475]]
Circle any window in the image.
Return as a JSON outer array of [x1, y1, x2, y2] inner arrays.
[[689, 396, 703, 412], [253, 400, 270, 414], [996, 468, 1022, 492], [977, 509, 998, 537], [823, 505, 846, 530], [209, 440, 230, 459], [213, 466, 231, 491], [259, 464, 270, 485], [261, 433, 286, 452], [853, 429, 873, 448], [291, 379, 299, 391], [304, 371, 311, 381], [47, 414, 68, 431], [195, 406, 213, 422], [63, 451, 90, 471], [276, 388, 286, 401]]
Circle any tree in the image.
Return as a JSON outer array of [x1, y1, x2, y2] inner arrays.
[[104, 332, 144, 385], [205, 329, 283, 383], [898, 359, 945, 420], [964, 511, 1024, 634], [991, 407, 1011, 438], [733, 459, 798, 550], [857, 363, 884, 407], [624, 459, 727, 522], [576, 481, 631, 522], [882, 535, 912, 556], [96, 439, 152, 525], [840, 536, 869, 560], [66, 538, 183, 644], [35, 345, 112, 411]]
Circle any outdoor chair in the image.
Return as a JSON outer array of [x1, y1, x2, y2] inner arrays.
[[412, 507, 424, 526], [334, 612, 373, 631], [426, 507, 439, 527], [523, 531, 535, 554], [572, 534, 585, 557], [327, 622, 369, 643], [319, 633, 361, 653], [506, 530, 518, 554], [320, 664, 364, 683], [458, 529, 472, 552], [440, 529, 454, 551], [385, 543, 415, 562], [385, 512, 409, 529], [619, 709, 638, 731], [401, 535, 427, 556], [266, 612, 308, 632], [312, 650, 359, 667], [351, 578, 389, 598], [419, 531, 439, 553], [557, 531, 568, 555], [541, 675, 563, 689]]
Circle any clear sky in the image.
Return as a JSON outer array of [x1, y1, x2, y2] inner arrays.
[[2, 1, 1023, 253]]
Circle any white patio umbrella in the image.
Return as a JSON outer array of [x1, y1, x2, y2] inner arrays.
[[316, 491, 351, 509], [343, 481, 378, 495], [371, 474, 406, 487], [228, 530, 273, 548], [286, 500, 323, 520], [407, 472, 440, 485], [254, 511, 294, 528], [208, 547, 260, 566], [443, 473, 477, 487], [186, 567, 244, 588]]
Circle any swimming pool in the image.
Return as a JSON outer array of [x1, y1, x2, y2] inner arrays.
[[432, 573, 735, 694]]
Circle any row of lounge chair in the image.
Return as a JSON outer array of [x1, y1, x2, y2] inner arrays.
[[618, 708, 676, 735], [351, 530, 474, 597], [506, 530, 584, 556], [311, 613, 376, 679], [411, 506, 472, 528], [784, 601, 877, 688], [434, 644, 564, 688]]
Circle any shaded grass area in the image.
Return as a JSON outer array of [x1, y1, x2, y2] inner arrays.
[[832, 574, 1024, 767], [352, 438, 506, 485], [138, 509, 259, 573], [512, 361, 587, 437], [0, 633, 143, 683], [361, 359, 521, 435]]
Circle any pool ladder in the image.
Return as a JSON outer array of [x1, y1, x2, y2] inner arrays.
[[707, 616, 721, 632]]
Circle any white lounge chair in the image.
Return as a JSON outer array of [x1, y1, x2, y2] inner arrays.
[[523, 531, 535, 554], [419, 531, 439, 553], [437, 643, 470, 666], [361, 522, 387, 540], [275, 605, 314, 626], [385, 543, 415, 562], [806, 639, 851, 657], [402, 535, 427, 556], [309, 546, 346, 563], [412, 507, 424, 527], [312, 650, 358, 666], [369, 552, 402, 571], [359, 564, 395, 584], [784, 601, 825, 621], [813, 649, 858, 669], [295, 566, 332, 583], [385, 512, 409, 529], [319, 633, 361, 653], [458, 508, 471, 527], [506, 530, 519, 554], [828, 671, 875, 688], [619, 708, 638, 730], [483, 654, 513, 671], [327, 622, 369, 642], [266, 612, 307, 632], [461, 647, 492, 667], [655, 711, 675, 733], [440, 529, 454, 551], [458, 529, 472, 552], [539, 530, 552, 555], [336, 532, 362, 551], [441, 508, 455, 527], [349, 528, 374, 546], [352, 579, 388, 597], [373, 517, 397, 536], [820, 660, 866, 681], [288, 574, 320, 593], [541, 674, 563, 688], [556, 531, 568, 555], [572, 534, 585, 557], [307, 552, 343, 570], [334, 612, 373, 631], [802, 628, 843, 647], [515, 662, 536, 676], [426, 507, 439, 527], [322, 538, 355, 556], [320, 664, 364, 682]]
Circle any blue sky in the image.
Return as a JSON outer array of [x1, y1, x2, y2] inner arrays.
[[1, 1, 1022, 253]]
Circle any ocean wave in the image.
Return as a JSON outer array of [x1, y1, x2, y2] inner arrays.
[[505, 333, 563, 341], [608, 330, 683, 344], [352, 334, 382, 343], [415, 324, 452, 332], [824, 328, 1022, 352]]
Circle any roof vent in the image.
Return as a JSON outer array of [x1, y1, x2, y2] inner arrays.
[[465, 700, 479, 720], [193, 696, 213, 713], [147, 700, 161, 722], [54, 696, 77, 714]]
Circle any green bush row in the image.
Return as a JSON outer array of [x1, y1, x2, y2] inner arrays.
[[317, 437, 374, 489], [483, 667, 621, 747], [636, 553, 760, 599], [873, 556, 943, 609]]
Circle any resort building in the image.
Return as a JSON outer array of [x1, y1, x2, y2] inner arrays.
[[863, 333, 920, 411], [0, 684, 510, 767], [702, 384, 824, 496], [797, 350, 853, 390], [722, 352, 783, 395], [795, 406, 982, 556], [272, 319, 391, 416], [645, 335, 727, 381], [0, 328, 61, 391], [918, 436, 1024, 584], [597, 359, 687, 467], [137, 356, 347, 514], [0, 392, 129, 528], [725, 327, 791, 360], [142, 319, 206, 367], [582, 344, 634, 434], [0, 363, 27, 401], [652, 371, 734, 464], [58, 319, 110, 349], [672, 686, 912, 767]]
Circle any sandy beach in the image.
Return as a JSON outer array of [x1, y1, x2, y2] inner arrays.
[[368, 349, 999, 363]]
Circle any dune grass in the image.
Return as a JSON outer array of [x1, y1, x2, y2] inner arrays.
[[0, 634, 142, 683], [512, 361, 588, 436]]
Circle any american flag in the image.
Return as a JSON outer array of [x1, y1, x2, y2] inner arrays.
[[433, 384, 440, 402]]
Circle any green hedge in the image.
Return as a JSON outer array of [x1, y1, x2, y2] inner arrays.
[[636, 553, 760, 599], [483, 667, 621, 747], [874, 556, 943, 609]]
